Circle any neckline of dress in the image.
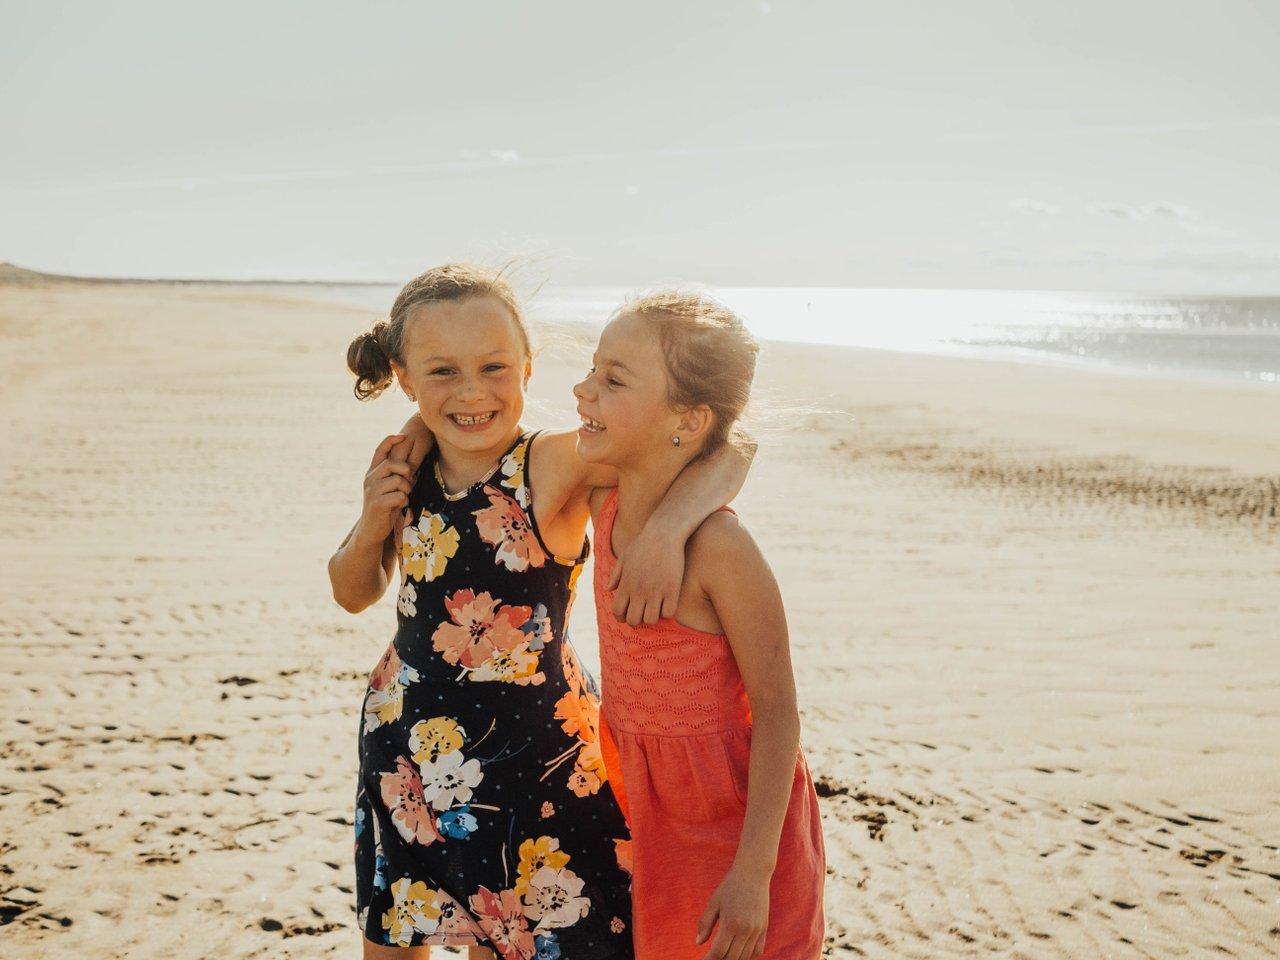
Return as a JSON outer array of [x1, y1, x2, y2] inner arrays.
[[432, 429, 527, 502]]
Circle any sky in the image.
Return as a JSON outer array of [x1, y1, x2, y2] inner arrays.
[[2, 0, 1279, 292]]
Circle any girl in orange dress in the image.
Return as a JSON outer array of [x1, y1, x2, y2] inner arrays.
[[572, 292, 826, 959]]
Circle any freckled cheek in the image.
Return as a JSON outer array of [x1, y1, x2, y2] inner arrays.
[[494, 373, 526, 410]]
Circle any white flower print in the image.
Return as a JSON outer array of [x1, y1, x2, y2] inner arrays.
[[397, 580, 417, 618], [418, 749, 484, 812], [522, 865, 591, 930]]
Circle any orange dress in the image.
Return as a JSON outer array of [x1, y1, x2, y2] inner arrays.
[[592, 490, 826, 958]]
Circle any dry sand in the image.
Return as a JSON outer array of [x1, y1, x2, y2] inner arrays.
[[1, 280, 1277, 959]]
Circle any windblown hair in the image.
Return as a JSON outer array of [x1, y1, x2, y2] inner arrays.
[[346, 262, 530, 400], [620, 291, 759, 458]]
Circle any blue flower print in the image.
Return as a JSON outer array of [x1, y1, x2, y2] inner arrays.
[[534, 931, 561, 960], [437, 804, 479, 839]]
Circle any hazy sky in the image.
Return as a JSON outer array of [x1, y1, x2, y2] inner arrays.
[[3, 0, 1279, 291]]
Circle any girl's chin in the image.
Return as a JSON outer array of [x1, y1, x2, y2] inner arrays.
[[574, 432, 610, 463]]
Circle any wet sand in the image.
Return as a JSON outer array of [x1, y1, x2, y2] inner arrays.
[[1, 280, 1277, 958]]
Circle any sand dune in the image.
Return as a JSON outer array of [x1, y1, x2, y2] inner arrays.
[[1, 281, 1277, 959]]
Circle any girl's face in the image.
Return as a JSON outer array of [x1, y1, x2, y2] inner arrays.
[[392, 295, 531, 455], [573, 311, 699, 467]]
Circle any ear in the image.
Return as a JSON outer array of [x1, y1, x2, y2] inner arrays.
[[522, 356, 533, 389], [391, 359, 413, 398], [676, 404, 715, 446]]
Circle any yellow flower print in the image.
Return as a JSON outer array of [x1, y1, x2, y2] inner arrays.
[[515, 835, 571, 896], [401, 511, 460, 583], [469, 642, 546, 686], [381, 877, 442, 946], [498, 443, 529, 509], [408, 716, 465, 765]]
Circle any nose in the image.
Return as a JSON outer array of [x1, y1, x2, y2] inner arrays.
[[572, 373, 593, 401], [455, 372, 486, 402]]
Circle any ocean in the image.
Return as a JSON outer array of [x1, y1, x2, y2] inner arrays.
[[280, 283, 1280, 386]]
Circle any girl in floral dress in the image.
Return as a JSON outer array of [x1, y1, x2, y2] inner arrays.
[[574, 293, 826, 959], [328, 265, 749, 959]]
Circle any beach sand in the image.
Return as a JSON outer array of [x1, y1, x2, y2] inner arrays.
[[1, 280, 1277, 959]]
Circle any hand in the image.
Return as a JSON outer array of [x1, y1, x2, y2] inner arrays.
[[355, 434, 415, 547], [695, 867, 770, 960], [609, 525, 683, 626], [398, 413, 434, 475]]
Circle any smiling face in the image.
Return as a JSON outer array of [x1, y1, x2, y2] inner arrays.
[[572, 311, 708, 468], [391, 295, 531, 456]]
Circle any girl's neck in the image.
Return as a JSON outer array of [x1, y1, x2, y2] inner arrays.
[[610, 458, 687, 555], [435, 424, 523, 493]]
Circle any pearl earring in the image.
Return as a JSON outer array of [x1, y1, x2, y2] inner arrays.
[[671, 435, 681, 447]]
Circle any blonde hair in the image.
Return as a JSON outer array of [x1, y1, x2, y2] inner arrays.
[[346, 262, 530, 400], [619, 291, 759, 458]]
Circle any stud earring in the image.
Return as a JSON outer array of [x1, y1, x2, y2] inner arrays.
[[671, 435, 681, 447]]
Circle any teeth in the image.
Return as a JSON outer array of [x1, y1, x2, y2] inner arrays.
[[580, 416, 605, 432], [453, 412, 495, 426]]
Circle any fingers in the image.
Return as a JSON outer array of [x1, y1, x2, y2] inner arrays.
[[641, 598, 661, 626], [369, 434, 405, 469], [366, 476, 412, 515], [371, 475, 412, 497], [726, 931, 754, 960], [371, 458, 414, 480], [695, 899, 719, 946], [660, 592, 678, 620], [387, 434, 414, 464], [376, 491, 409, 510], [609, 565, 628, 620], [365, 459, 414, 496], [406, 435, 430, 474], [701, 928, 734, 960]]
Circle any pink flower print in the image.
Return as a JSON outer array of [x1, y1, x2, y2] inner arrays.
[[540, 801, 555, 819], [435, 888, 484, 938], [380, 756, 443, 846], [365, 645, 419, 731], [469, 886, 536, 959], [473, 487, 546, 572], [432, 590, 532, 669], [368, 643, 403, 691], [611, 916, 626, 934]]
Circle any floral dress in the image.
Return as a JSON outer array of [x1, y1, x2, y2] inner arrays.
[[354, 430, 634, 958]]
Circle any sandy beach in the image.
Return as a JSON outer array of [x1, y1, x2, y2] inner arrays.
[[2, 278, 1278, 959]]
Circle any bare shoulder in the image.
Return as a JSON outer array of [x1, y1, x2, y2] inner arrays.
[[527, 429, 585, 494], [529, 427, 579, 463], [686, 510, 766, 575], [529, 427, 614, 490]]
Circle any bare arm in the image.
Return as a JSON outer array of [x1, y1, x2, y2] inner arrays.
[[693, 515, 798, 959], [397, 412, 434, 475], [327, 434, 415, 613], [609, 438, 757, 625]]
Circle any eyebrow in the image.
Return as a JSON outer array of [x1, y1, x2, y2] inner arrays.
[[421, 350, 514, 364], [593, 356, 636, 376]]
